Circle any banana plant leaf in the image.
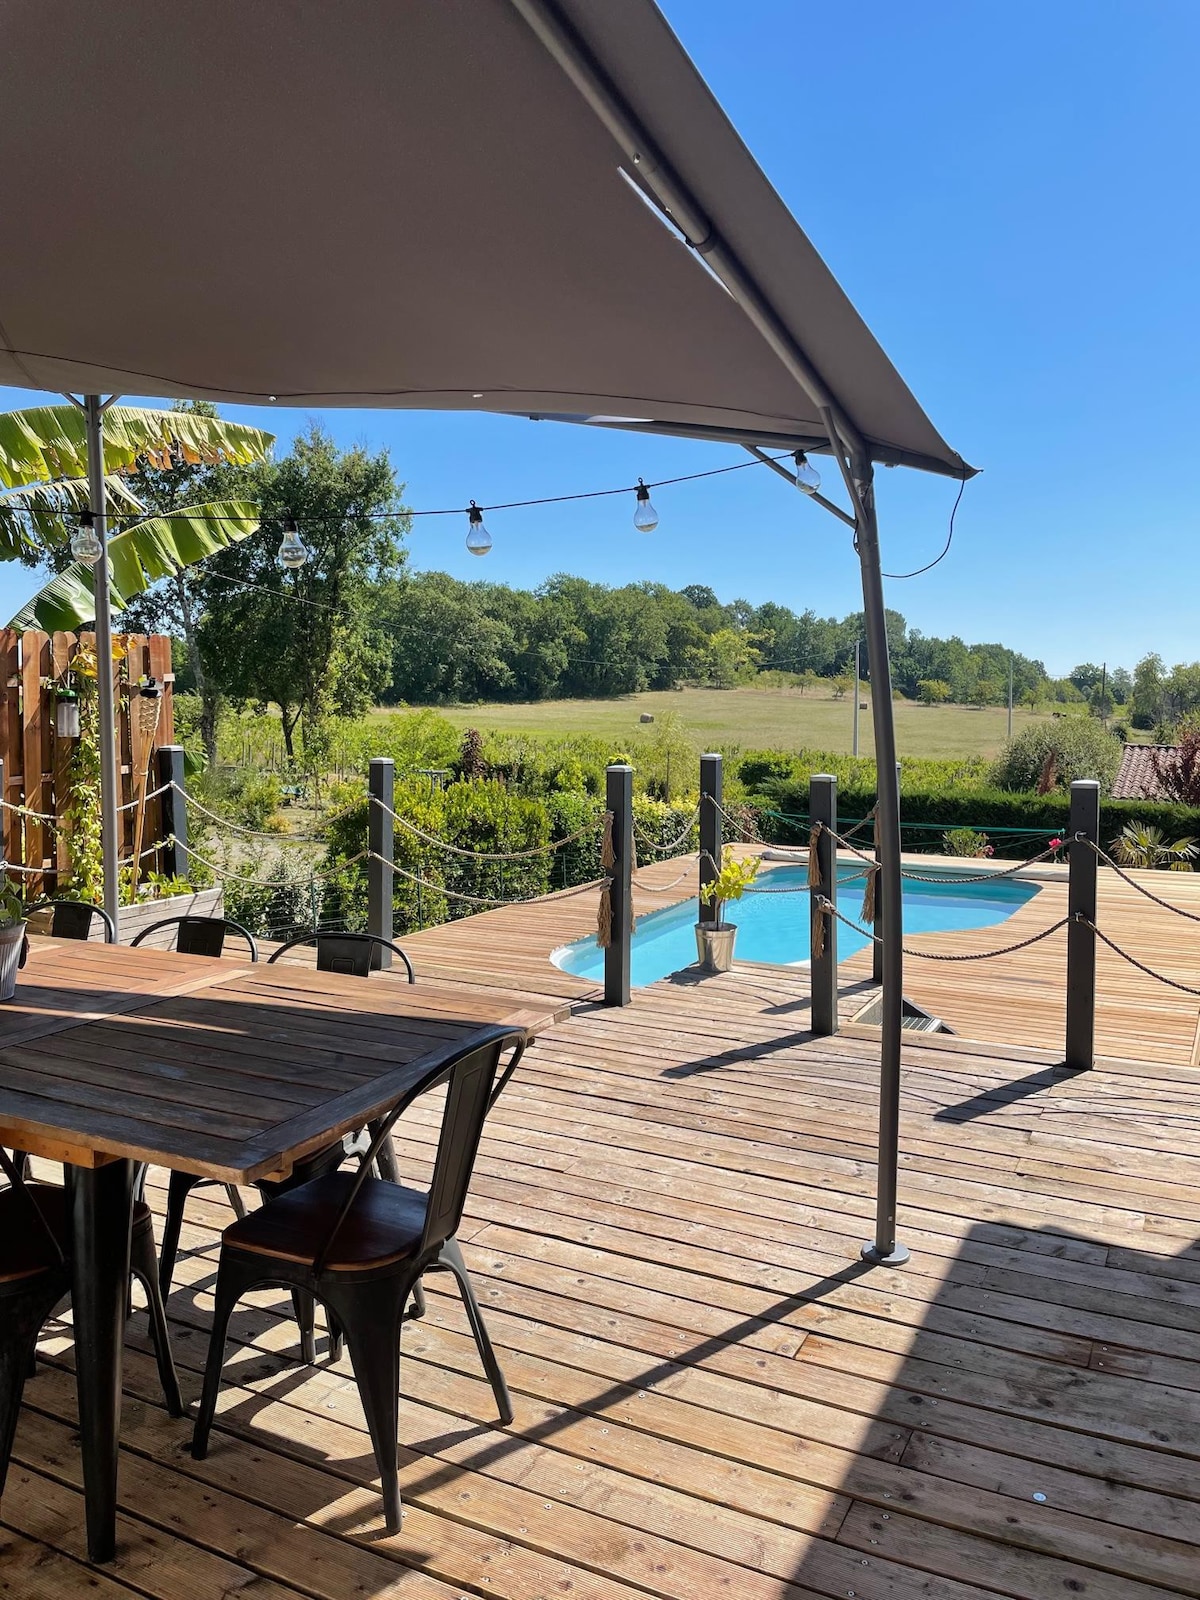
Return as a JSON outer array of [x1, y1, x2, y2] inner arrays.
[[0, 474, 147, 558], [0, 405, 273, 489], [7, 500, 260, 631]]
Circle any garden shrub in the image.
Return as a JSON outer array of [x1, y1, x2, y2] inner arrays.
[[989, 719, 1121, 794]]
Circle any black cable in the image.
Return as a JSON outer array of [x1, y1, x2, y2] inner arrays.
[[882, 478, 965, 580], [1, 448, 798, 528]]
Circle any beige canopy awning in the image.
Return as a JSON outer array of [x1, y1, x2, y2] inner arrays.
[[0, 0, 972, 479]]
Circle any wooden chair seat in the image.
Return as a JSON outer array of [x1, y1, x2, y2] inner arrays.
[[224, 1172, 429, 1271]]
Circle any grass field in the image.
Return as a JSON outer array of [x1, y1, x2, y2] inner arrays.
[[378, 685, 1058, 759]]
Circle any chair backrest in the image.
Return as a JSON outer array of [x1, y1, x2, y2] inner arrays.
[[0, 1148, 65, 1268], [38, 900, 116, 944], [313, 1026, 524, 1272], [130, 914, 258, 961], [267, 931, 415, 982]]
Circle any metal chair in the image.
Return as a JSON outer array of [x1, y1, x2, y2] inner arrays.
[[0, 1151, 182, 1511], [130, 914, 259, 961], [267, 931, 414, 982], [31, 899, 117, 943], [192, 1026, 525, 1533]]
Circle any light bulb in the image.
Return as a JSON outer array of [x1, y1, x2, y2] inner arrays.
[[276, 516, 309, 570], [633, 479, 659, 532], [793, 452, 821, 494], [71, 511, 103, 562], [466, 501, 492, 556]]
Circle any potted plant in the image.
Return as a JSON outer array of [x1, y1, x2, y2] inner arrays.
[[695, 851, 760, 972], [0, 877, 28, 1001]]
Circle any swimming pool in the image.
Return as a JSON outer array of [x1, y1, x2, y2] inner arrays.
[[553, 862, 1041, 987]]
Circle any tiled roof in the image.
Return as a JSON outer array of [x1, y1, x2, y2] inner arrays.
[[1112, 744, 1177, 800]]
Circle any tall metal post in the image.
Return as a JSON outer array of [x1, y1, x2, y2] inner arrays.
[[1007, 660, 1014, 740], [872, 761, 900, 986], [604, 763, 633, 1006], [852, 640, 861, 758], [1065, 779, 1099, 1071], [157, 745, 188, 880], [699, 752, 722, 926], [84, 395, 121, 932], [809, 774, 838, 1037], [851, 459, 909, 1267], [368, 757, 395, 968]]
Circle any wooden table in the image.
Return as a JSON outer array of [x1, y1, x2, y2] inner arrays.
[[0, 936, 565, 1563]]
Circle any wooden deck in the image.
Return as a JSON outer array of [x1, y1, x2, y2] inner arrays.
[[8, 943, 1200, 1599], [396, 846, 1200, 1066]]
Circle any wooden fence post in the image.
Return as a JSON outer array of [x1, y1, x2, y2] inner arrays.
[[605, 763, 633, 1007], [157, 746, 188, 881], [810, 773, 838, 1036], [699, 753, 722, 926], [1066, 778, 1099, 1071], [368, 757, 395, 969]]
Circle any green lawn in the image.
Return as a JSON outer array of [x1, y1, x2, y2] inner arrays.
[[378, 685, 1056, 759]]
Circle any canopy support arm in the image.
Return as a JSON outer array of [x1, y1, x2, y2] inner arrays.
[[83, 393, 121, 931], [742, 446, 856, 528]]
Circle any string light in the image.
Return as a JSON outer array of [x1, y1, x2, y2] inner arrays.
[[70, 511, 102, 561], [793, 451, 821, 493], [633, 478, 659, 532], [276, 515, 309, 570], [465, 501, 493, 556]]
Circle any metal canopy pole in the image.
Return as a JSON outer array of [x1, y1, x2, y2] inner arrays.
[[846, 457, 909, 1266], [84, 394, 121, 932], [512, 0, 912, 1266], [853, 640, 861, 758]]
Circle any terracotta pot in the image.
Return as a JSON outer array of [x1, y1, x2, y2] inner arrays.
[[694, 921, 737, 973]]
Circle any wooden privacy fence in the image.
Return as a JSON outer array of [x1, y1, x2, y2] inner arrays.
[[0, 629, 175, 900]]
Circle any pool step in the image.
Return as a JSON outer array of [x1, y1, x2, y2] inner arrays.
[[851, 993, 955, 1034]]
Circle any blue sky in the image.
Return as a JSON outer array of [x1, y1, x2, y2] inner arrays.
[[2, 0, 1197, 677]]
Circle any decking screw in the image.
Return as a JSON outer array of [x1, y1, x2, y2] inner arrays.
[[1032, 1492, 1047, 1503], [883, 1493, 890, 1499], [543, 1503, 552, 1510], [881, 1513, 889, 1520]]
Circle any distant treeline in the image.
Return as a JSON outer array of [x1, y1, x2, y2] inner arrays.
[[378, 571, 1056, 706]]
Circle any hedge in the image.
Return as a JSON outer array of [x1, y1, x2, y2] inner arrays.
[[759, 780, 1200, 860]]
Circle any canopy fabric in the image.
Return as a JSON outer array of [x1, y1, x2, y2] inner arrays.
[[0, 0, 971, 479]]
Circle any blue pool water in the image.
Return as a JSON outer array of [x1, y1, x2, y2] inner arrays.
[[554, 863, 1041, 987]]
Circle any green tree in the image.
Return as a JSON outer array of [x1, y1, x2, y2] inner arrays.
[[197, 425, 408, 760], [1131, 653, 1165, 730], [917, 678, 952, 704]]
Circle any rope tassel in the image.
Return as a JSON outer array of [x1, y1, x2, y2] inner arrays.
[[811, 900, 826, 961], [807, 824, 822, 887], [597, 880, 613, 948], [600, 810, 615, 871], [860, 864, 878, 926]]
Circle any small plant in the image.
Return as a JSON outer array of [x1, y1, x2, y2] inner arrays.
[[0, 876, 26, 927], [943, 827, 993, 858], [699, 850, 760, 923], [1111, 823, 1197, 872]]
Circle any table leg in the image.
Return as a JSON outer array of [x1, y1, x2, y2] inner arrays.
[[67, 1158, 134, 1564]]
